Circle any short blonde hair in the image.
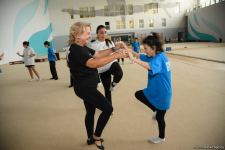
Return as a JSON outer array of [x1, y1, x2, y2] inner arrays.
[[68, 22, 91, 45]]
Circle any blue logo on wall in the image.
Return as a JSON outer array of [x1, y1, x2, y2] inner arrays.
[[13, 0, 54, 57]]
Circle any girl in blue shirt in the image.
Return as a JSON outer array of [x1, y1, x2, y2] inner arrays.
[[126, 33, 172, 144]]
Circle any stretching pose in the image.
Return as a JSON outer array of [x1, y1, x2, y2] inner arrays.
[[124, 33, 172, 144], [89, 25, 123, 105]]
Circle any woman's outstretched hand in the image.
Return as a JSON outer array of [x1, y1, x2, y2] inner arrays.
[[114, 41, 136, 62], [114, 49, 129, 59]]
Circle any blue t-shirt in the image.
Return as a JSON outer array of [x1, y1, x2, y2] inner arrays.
[[139, 52, 172, 110], [132, 41, 140, 53], [48, 47, 56, 61]]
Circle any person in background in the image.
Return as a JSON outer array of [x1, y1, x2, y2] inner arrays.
[[0, 52, 4, 60], [131, 38, 140, 53], [116, 38, 125, 65], [0, 52, 5, 73], [17, 41, 41, 81], [44, 41, 58, 80]]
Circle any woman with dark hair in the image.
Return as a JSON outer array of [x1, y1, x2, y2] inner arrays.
[[123, 32, 172, 144], [17, 41, 41, 81], [88, 25, 123, 105], [68, 22, 128, 150]]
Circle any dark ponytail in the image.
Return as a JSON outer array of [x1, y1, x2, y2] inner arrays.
[[105, 39, 112, 47], [142, 32, 164, 53]]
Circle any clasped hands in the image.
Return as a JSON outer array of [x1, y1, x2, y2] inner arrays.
[[114, 42, 134, 61]]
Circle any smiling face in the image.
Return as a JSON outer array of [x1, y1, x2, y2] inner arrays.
[[143, 44, 156, 57], [77, 26, 91, 46], [97, 27, 107, 41]]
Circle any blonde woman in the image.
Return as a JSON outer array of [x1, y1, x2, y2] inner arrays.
[[68, 22, 128, 150]]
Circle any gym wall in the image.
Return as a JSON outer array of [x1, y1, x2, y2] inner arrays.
[[187, 2, 225, 42], [0, 0, 53, 65]]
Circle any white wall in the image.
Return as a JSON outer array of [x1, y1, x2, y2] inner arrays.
[[0, 0, 195, 64], [0, 0, 53, 65], [187, 2, 225, 42], [48, 0, 194, 36], [48, 0, 194, 50]]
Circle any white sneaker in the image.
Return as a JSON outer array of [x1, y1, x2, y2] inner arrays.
[[152, 112, 157, 121], [37, 78, 41, 81], [148, 137, 165, 144], [28, 79, 34, 82]]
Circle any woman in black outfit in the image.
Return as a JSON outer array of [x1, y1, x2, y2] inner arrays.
[[68, 22, 128, 150]]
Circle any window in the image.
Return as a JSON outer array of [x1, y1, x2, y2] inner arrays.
[[127, 4, 133, 15], [116, 20, 125, 29], [116, 21, 120, 29], [79, 7, 95, 18], [129, 20, 134, 28], [175, 2, 180, 13], [149, 19, 154, 27], [119, 5, 125, 15], [144, 3, 158, 14], [104, 6, 110, 16], [105, 22, 110, 30], [162, 18, 166, 27], [89, 7, 95, 17], [104, 5, 125, 16], [114, 5, 120, 16], [79, 7, 87, 18], [139, 19, 144, 28]]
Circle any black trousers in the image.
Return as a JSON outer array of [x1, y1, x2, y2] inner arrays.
[[70, 74, 73, 86], [49, 61, 58, 79], [99, 62, 123, 105], [117, 58, 124, 63], [74, 87, 113, 138], [135, 90, 166, 138]]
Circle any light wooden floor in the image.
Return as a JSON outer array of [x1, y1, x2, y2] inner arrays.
[[0, 50, 225, 150]]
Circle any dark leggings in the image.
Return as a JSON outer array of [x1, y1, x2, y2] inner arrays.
[[99, 62, 123, 105], [117, 58, 124, 63], [70, 74, 73, 86], [135, 90, 166, 139], [74, 87, 113, 138]]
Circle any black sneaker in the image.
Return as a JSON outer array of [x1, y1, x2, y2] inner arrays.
[[87, 137, 95, 145], [87, 136, 104, 145], [110, 82, 117, 91]]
